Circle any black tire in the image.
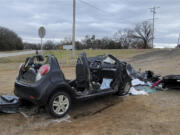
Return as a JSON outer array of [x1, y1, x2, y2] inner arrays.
[[117, 81, 131, 96], [46, 91, 71, 118]]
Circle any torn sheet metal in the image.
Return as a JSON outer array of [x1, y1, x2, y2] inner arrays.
[[0, 95, 21, 113], [126, 64, 160, 83]]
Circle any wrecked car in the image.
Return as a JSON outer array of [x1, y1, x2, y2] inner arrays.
[[13, 53, 131, 118]]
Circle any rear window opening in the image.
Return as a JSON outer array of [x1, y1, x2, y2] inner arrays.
[[17, 55, 51, 84]]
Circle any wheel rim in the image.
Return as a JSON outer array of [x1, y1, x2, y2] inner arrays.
[[52, 95, 69, 115]]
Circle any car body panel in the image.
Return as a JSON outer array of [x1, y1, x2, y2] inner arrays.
[[14, 55, 72, 105], [14, 53, 130, 106]]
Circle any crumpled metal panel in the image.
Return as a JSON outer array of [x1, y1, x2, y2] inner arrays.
[[0, 95, 20, 113]]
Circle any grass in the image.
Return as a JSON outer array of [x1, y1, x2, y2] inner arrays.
[[0, 54, 34, 63], [45, 49, 153, 66], [0, 54, 34, 71], [0, 49, 154, 67]]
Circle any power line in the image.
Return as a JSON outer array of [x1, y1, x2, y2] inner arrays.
[[78, 0, 106, 14], [77, 0, 136, 24], [78, 0, 148, 25]]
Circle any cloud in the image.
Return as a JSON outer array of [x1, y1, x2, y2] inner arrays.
[[165, 33, 179, 38], [89, 22, 128, 29], [105, 3, 126, 13], [0, 0, 180, 48], [154, 43, 177, 48]]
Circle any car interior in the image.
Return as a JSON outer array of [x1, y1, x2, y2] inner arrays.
[[69, 53, 120, 95], [18, 55, 48, 84]]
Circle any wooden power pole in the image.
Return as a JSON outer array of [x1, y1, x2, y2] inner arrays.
[[178, 33, 180, 45], [72, 0, 76, 58]]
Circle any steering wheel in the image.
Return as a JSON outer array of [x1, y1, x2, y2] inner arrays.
[[96, 60, 102, 68], [90, 60, 102, 70]]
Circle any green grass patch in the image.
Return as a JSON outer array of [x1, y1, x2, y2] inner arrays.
[[44, 49, 153, 66], [0, 49, 154, 66], [0, 54, 34, 63]]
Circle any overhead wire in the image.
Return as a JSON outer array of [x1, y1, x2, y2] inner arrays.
[[77, 0, 139, 25], [78, 0, 107, 15]]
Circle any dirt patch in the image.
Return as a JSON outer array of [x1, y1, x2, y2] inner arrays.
[[128, 49, 180, 76], [131, 49, 180, 61], [16, 91, 180, 135]]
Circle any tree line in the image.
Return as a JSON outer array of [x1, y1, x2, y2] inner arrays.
[[76, 21, 153, 49], [0, 21, 153, 51], [0, 26, 24, 51], [42, 21, 153, 50]]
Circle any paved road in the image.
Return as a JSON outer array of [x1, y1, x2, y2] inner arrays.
[[0, 50, 36, 58]]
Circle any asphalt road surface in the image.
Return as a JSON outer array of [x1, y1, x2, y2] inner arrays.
[[0, 50, 36, 58]]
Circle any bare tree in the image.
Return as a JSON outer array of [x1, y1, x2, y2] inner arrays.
[[43, 40, 57, 50], [114, 29, 133, 49], [81, 35, 96, 49], [61, 36, 72, 45], [131, 21, 153, 49]]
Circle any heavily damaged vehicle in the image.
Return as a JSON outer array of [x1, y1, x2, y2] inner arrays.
[[14, 53, 131, 118]]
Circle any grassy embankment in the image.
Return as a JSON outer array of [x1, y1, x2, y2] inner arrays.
[[0, 49, 154, 71]]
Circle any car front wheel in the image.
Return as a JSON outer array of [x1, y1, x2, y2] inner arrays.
[[117, 81, 131, 96], [46, 91, 71, 118]]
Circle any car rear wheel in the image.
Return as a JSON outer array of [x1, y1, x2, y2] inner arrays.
[[46, 91, 71, 118]]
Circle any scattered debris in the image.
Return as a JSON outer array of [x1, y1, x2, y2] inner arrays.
[[127, 69, 159, 96], [162, 75, 180, 89], [129, 87, 148, 96], [0, 95, 20, 114], [152, 80, 162, 88], [52, 115, 71, 123], [135, 86, 156, 94], [131, 79, 146, 86], [20, 111, 29, 118]]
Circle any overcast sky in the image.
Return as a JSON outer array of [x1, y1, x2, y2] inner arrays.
[[0, 0, 180, 47]]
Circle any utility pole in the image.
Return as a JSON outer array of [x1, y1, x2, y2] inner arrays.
[[150, 6, 159, 48], [72, 0, 76, 58], [177, 33, 180, 45]]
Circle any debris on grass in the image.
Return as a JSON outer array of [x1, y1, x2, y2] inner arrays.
[[129, 87, 148, 96], [52, 114, 71, 123]]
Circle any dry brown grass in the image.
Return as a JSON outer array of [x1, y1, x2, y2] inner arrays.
[[0, 49, 180, 135]]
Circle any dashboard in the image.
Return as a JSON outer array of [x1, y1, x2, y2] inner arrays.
[[88, 55, 118, 81]]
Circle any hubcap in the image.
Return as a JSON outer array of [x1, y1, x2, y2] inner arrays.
[[52, 95, 69, 115]]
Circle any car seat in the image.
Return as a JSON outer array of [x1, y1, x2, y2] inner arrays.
[[76, 53, 92, 90]]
